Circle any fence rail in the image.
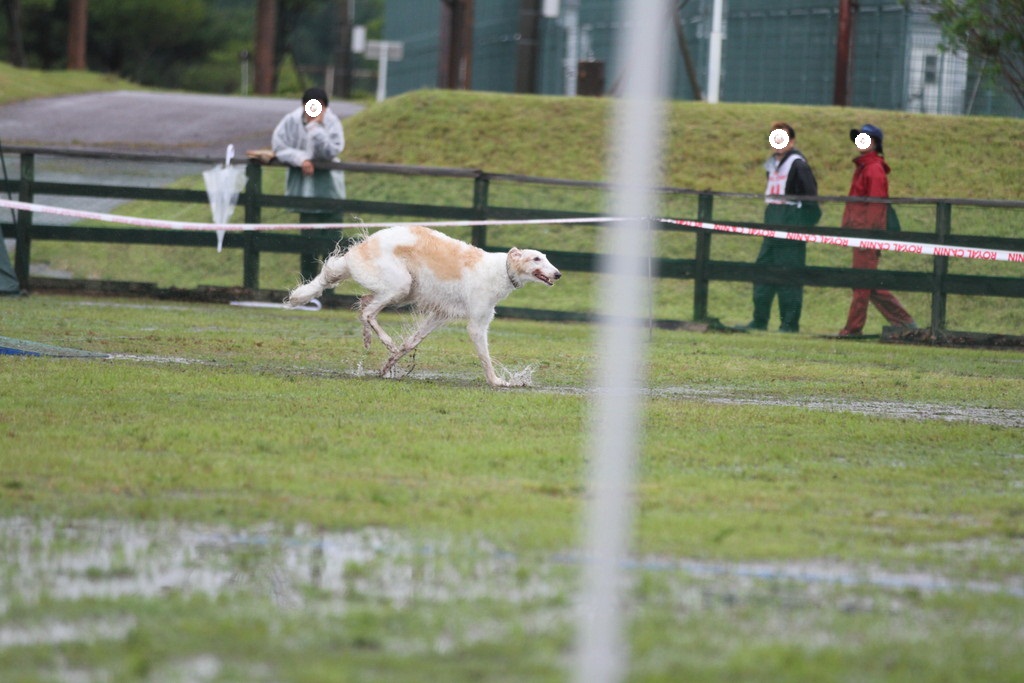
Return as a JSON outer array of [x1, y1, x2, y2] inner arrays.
[[2, 146, 1023, 336]]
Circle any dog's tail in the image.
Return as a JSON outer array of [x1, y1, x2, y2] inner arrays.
[[285, 249, 351, 308]]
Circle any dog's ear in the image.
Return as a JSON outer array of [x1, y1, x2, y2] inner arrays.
[[508, 247, 522, 260]]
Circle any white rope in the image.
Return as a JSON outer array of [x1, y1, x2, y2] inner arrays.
[[0, 198, 627, 232]]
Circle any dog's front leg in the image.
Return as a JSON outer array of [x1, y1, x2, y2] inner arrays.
[[467, 319, 508, 387]]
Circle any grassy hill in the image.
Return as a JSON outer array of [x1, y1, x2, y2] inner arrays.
[[0, 62, 140, 105], [343, 89, 1024, 202]]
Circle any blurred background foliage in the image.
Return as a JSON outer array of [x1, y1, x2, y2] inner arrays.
[[0, 0, 384, 96]]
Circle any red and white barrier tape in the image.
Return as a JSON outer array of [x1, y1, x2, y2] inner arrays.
[[662, 218, 1024, 263], [3, 198, 1021, 263]]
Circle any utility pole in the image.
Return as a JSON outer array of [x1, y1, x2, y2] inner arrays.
[[833, 0, 856, 105], [331, 0, 354, 99], [254, 0, 277, 95], [439, 0, 474, 89], [515, 0, 541, 93], [66, 0, 88, 70], [706, 0, 724, 103]]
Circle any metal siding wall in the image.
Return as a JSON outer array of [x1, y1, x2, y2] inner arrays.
[[384, 1, 442, 94], [381, 0, 1020, 117], [535, 0, 621, 96], [848, 4, 908, 110], [471, 0, 522, 92]]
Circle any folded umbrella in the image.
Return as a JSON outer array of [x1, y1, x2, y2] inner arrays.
[[202, 144, 247, 253]]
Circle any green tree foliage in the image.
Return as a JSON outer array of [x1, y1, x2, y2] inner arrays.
[[926, 0, 1024, 108], [88, 0, 225, 86], [0, 0, 385, 94]]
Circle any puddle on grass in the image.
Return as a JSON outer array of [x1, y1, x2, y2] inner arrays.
[[0, 518, 563, 615], [2, 516, 1023, 653], [652, 386, 1024, 428]]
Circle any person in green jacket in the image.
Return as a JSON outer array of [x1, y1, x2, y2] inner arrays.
[[742, 122, 822, 333]]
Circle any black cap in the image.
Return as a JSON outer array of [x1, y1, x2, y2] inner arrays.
[[302, 87, 329, 108], [849, 124, 884, 153]]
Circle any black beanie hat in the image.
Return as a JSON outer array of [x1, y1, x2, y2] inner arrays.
[[302, 87, 329, 108]]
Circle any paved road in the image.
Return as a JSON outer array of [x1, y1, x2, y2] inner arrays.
[[0, 90, 363, 157]]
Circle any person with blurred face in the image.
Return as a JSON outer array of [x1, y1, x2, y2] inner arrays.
[[742, 122, 822, 333], [837, 124, 916, 337]]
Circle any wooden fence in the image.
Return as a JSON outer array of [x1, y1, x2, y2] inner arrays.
[[2, 146, 1023, 336]]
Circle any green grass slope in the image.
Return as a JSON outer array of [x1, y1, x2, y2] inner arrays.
[[0, 61, 140, 105], [343, 89, 1024, 201]]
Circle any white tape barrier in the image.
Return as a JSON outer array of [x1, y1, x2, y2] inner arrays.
[[3, 197, 1020, 263], [0, 198, 625, 233], [229, 299, 321, 311], [663, 218, 1024, 264]]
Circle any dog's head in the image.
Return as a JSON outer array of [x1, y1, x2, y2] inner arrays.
[[507, 247, 561, 287]]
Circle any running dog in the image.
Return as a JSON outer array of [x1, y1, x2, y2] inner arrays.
[[285, 225, 561, 387]]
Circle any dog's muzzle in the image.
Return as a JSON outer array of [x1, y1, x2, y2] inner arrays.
[[534, 269, 561, 286]]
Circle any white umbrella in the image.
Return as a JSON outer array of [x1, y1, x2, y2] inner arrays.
[[202, 144, 247, 252]]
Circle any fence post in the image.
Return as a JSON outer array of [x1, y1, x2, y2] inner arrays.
[[472, 173, 489, 248], [931, 201, 952, 334], [693, 192, 713, 321], [14, 153, 34, 290], [243, 160, 262, 290]]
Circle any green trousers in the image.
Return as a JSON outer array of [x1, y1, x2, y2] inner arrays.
[[751, 238, 806, 332]]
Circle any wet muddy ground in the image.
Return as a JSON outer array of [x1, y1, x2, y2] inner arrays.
[[3, 516, 1022, 653]]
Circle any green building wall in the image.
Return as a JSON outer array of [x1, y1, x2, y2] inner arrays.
[[382, 0, 1021, 118]]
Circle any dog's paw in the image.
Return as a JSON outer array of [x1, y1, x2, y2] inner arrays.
[[491, 364, 535, 388]]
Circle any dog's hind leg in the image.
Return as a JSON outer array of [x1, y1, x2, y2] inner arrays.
[[357, 271, 412, 355], [358, 295, 400, 354], [380, 311, 448, 378]]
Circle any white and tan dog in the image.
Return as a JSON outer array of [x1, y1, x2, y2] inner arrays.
[[286, 225, 561, 386]]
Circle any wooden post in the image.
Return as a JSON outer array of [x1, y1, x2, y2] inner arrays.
[[254, 0, 278, 95], [243, 160, 262, 290], [439, 0, 474, 89], [833, 0, 855, 106], [472, 173, 489, 248], [515, 0, 541, 93], [693, 193, 713, 321], [14, 153, 33, 289], [66, 0, 88, 70], [931, 201, 952, 335]]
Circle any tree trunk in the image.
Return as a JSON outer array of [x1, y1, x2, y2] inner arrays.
[[254, 0, 278, 95], [66, 0, 88, 70], [4, 0, 26, 67]]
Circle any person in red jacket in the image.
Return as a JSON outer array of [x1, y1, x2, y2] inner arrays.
[[838, 124, 917, 337]]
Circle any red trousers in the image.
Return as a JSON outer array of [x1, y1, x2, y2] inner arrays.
[[842, 248, 915, 334]]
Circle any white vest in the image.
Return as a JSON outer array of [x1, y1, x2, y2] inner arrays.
[[764, 153, 805, 207]]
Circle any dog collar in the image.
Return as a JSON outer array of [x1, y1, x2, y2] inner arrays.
[[506, 252, 523, 289]]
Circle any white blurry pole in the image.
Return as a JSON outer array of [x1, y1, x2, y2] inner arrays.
[[563, 0, 580, 96], [707, 0, 724, 103], [573, 1, 673, 682], [358, 37, 403, 103], [376, 55, 389, 102]]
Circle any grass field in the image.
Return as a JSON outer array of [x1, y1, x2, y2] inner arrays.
[[4, 79, 1024, 681], [1, 293, 1023, 682]]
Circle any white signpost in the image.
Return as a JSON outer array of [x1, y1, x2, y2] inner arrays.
[[352, 29, 405, 103]]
